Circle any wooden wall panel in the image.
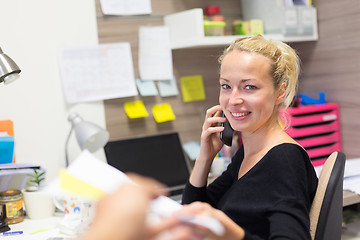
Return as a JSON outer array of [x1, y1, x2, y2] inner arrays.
[[96, 0, 360, 158], [292, 0, 360, 159], [95, 0, 238, 144]]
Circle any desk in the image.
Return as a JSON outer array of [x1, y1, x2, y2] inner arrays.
[[6, 213, 74, 239], [344, 190, 360, 207]]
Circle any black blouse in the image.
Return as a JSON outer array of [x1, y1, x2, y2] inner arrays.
[[182, 143, 318, 240]]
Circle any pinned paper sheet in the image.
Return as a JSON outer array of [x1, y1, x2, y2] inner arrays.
[[138, 26, 173, 80], [100, 0, 152, 15], [152, 103, 176, 123], [158, 77, 179, 97], [136, 78, 158, 96], [58, 42, 137, 103], [124, 100, 149, 119], [180, 75, 206, 102]]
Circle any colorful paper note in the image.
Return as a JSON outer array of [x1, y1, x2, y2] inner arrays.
[[158, 77, 179, 97], [136, 78, 158, 96], [124, 100, 149, 118], [180, 75, 206, 102], [152, 103, 176, 123]]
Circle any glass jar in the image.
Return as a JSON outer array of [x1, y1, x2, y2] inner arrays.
[[0, 190, 25, 224]]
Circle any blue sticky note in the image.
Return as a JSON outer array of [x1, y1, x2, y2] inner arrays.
[[136, 78, 158, 96], [158, 77, 179, 97]]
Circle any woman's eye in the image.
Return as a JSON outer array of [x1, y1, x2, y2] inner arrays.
[[245, 85, 257, 90], [221, 84, 231, 89]]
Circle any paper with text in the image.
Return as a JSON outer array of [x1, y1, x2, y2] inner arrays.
[[100, 0, 152, 15], [138, 26, 173, 81], [58, 43, 137, 103]]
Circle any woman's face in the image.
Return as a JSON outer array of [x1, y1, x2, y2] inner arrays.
[[219, 50, 284, 134]]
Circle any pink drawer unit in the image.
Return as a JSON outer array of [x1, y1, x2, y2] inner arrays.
[[306, 142, 342, 159], [284, 103, 342, 166], [287, 108, 339, 126], [286, 103, 339, 116], [295, 131, 341, 148], [285, 120, 339, 138]]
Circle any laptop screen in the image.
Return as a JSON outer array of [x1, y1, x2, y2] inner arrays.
[[104, 132, 190, 191]]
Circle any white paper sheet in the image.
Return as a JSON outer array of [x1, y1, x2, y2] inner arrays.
[[58, 42, 138, 103], [138, 26, 173, 81], [100, 0, 152, 15], [343, 158, 360, 194]]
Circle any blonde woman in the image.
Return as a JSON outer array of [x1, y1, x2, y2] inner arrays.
[[179, 35, 318, 240]]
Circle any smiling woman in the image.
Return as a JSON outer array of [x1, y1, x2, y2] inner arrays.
[[179, 35, 319, 240]]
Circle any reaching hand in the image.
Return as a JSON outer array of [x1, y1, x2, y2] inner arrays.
[[172, 202, 245, 240], [79, 174, 176, 240]]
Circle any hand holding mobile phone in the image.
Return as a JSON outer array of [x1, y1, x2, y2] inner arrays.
[[220, 112, 233, 146]]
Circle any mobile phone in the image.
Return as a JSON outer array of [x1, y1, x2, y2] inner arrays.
[[220, 112, 233, 146]]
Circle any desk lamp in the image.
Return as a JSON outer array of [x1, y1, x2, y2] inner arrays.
[[0, 47, 21, 84], [65, 113, 109, 167]]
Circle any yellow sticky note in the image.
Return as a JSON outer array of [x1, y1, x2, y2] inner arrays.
[[59, 169, 106, 201], [124, 100, 149, 119], [180, 75, 206, 102], [152, 103, 176, 123]]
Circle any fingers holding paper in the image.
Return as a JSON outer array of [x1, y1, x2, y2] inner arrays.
[[172, 202, 245, 240]]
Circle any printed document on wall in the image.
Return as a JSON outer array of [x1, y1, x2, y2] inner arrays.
[[58, 43, 138, 103], [100, 0, 152, 15], [138, 26, 173, 81]]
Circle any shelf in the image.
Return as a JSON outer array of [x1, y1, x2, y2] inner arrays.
[[164, 8, 318, 50]]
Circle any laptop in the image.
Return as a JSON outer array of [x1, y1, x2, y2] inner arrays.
[[104, 132, 191, 201]]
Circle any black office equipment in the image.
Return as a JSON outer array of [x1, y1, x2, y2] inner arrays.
[[104, 132, 190, 200]]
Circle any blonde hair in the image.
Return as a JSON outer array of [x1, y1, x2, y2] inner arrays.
[[218, 35, 300, 109]]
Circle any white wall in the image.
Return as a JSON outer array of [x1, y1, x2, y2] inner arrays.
[[0, 0, 106, 182]]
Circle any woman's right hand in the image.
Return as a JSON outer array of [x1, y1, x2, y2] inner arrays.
[[190, 105, 226, 187], [199, 105, 226, 162]]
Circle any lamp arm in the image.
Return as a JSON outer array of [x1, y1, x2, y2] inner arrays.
[[64, 126, 74, 167]]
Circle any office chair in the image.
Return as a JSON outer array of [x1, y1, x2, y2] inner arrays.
[[309, 151, 346, 240]]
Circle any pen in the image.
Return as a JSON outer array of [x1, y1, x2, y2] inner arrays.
[[1, 231, 23, 236]]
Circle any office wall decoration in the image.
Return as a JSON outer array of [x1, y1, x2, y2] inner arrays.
[[136, 78, 158, 96], [58, 42, 137, 103], [152, 103, 176, 123], [124, 100, 149, 119], [138, 26, 173, 81], [100, 0, 152, 16], [158, 77, 179, 97], [181, 75, 206, 103]]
